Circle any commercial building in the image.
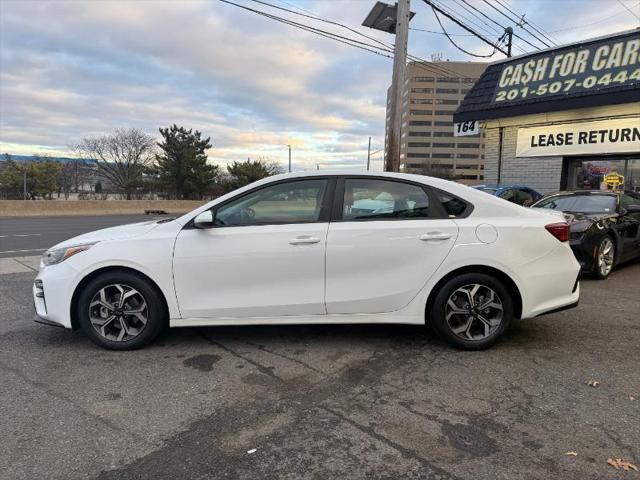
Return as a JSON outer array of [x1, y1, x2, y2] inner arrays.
[[386, 61, 487, 183], [454, 29, 640, 193]]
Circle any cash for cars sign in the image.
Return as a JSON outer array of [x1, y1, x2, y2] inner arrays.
[[492, 32, 639, 104], [516, 118, 640, 157]]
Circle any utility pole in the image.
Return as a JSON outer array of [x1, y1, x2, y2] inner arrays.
[[287, 145, 292, 173], [505, 27, 513, 57], [385, 0, 410, 173], [23, 170, 27, 200], [367, 136, 372, 171], [316, 163, 320, 170]]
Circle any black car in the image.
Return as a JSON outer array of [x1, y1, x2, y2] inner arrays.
[[531, 190, 640, 279]]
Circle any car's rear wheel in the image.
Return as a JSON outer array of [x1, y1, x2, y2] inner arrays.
[[429, 273, 513, 350], [77, 271, 167, 350], [593, 235, 615, 280]]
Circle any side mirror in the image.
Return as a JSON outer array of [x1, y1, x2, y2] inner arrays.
[[193, 210, 214, 229]]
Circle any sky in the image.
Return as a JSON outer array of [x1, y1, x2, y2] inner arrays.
[[0, 0, 638, 171]]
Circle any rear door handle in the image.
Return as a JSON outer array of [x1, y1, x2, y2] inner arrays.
[[289, 236, 321, 245], [419, 232, 452, 241]]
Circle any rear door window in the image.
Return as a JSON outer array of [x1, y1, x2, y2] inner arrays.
[[341, 178, 430, 220]]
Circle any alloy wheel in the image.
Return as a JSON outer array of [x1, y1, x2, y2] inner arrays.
[[445, 283, 503, 341], [88, 284, 148, 342], [597, 237, 614, 277]]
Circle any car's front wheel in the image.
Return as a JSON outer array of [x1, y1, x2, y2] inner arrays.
[[429, 273, 513, 350], [77, 271, 167, 350]]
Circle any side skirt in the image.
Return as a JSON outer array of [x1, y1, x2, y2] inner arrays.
[[170, 313, 424, 328]]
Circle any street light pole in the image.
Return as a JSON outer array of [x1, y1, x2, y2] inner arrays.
[[367, 136, 372, 171], [23, 170, 27, 200], [288, 144, 292, 173]]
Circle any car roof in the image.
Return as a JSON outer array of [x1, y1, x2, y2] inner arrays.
[[542, 190, 625, 197]]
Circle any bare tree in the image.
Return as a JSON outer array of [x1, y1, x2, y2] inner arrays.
[[76, 128, 155, 199], [412, 161, 459, 181]]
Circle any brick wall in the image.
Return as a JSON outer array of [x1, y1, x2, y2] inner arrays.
[[485, 126, 563, 194]]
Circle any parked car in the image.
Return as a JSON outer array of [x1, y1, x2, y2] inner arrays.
[[531, 190, 640, 279], [473, 184, 542, 206], [34, 172, 580, 351]]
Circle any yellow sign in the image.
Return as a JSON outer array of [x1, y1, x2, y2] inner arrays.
[[604, 172, 624, 187]]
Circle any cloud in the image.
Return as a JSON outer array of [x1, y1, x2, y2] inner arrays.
[[1, 0, 638, 168]]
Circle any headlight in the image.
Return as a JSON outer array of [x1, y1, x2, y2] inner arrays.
[[41, 242, 97, 266]]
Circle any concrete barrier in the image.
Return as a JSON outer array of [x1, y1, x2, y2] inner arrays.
[[0, 200, 206, 217]]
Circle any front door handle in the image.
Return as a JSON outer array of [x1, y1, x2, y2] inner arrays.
[[419, 232, 452, 241], [289, 236, 321, 245]]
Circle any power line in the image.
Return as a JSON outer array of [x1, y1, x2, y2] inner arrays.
[[455, 0, 527, 53], [223, 0, 474, 80], [480, 0, 554, 48], [219, 0, 394, 58], [493, 0, 559, 45], [422, 0, 510, 57], [548, 3, 640, 33], [246, 0, 396, 51], [432, 6, 506, 58], [409, 27, 476, 37], [617, 0, 640, 20]]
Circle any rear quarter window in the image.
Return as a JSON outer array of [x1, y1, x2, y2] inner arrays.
[[433, 189, 473, 218]]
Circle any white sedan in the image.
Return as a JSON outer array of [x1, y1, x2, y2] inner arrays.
[[33, 172, 581, 350]]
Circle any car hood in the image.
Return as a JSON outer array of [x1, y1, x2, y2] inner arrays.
[[49, 220, 161, 250]]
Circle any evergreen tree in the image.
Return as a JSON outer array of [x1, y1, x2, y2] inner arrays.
[[155, 125, 218, 199], [225, 159, 283, 191]]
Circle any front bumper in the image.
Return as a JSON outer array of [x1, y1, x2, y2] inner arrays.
[[32, 262, 78, 329]]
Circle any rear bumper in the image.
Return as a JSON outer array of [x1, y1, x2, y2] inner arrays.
[[518, 243, 581, 319]]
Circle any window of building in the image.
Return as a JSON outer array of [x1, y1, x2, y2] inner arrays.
[[411, 87, 434, 93], [433, 143, 455, 148], [432, 153, 453, 158], [410, 99, 433, 104], [434, 132, 454, 137], [457, 153, 479, 159], [435, 99, 459, 105], [461, 77, 477, 84], [436, 88, 458, 94], [410, 109, 432, 115], [342, 178, 431, 220], [437, 77, 459, 83], [455, 164, 477, 169], [413, 76, 435, 82], [434, 121, 453, 126], [409, 131, 431, 136], [435, 110, 455, 116], [460, 174, 480, 180], [409, 121, 432, 126], [215, 179, 327, 227], [408, 142, 431, 147], [407, 153, 430, 158], [457, 143, 480, 148]]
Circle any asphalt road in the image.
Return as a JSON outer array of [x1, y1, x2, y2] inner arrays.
[[1, 260, 639, 479], [0, 215, 165, 258]]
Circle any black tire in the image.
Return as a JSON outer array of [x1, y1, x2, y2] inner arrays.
[[429, 272, 513, 350], [591, 235, 615, 280], [77, 271, 167, 350]]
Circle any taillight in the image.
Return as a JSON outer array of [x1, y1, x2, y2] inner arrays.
[[545, 222, 570, 242]]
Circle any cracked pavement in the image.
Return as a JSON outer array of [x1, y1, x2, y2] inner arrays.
[[1, 260, 638, 480]]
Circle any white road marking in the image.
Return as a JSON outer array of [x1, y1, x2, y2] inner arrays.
[[0, 248, 46, 254], [0, 234, 42, 238]]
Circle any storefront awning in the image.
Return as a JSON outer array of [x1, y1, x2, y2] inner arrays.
[[453, 29, 640, 123]]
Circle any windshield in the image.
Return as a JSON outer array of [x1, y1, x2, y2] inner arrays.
[[534, 194, 617, 214]]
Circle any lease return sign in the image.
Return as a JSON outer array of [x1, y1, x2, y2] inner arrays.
[[515, 118, 640, 157], [492, 31, 640, 104]]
